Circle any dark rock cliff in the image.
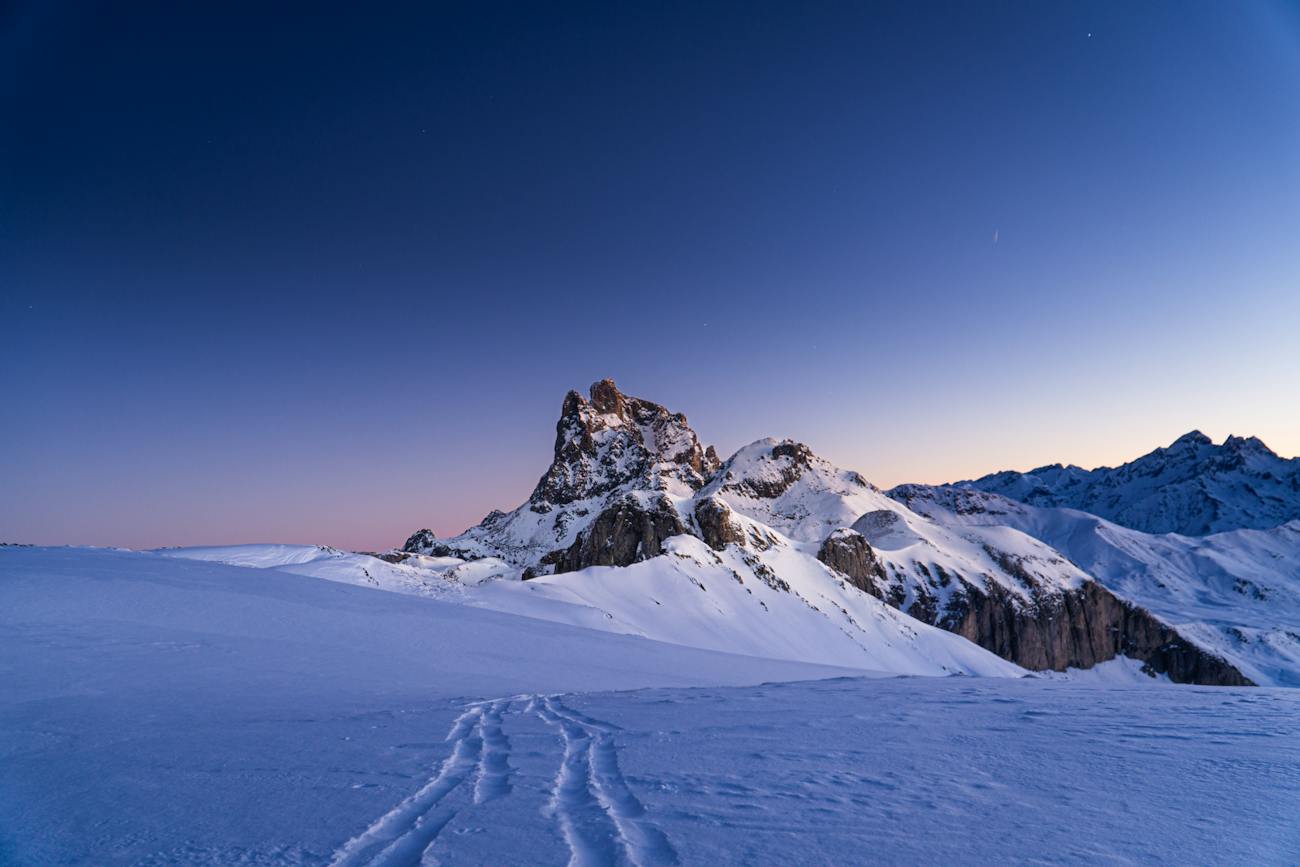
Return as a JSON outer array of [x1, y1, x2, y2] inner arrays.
[[940, 578, 1251, 685], [816, 529, 891, 599], [554, 493, 687, 573], [693, 496, 746, 551]]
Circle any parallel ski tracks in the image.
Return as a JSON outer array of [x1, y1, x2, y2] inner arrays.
[[329, 694, 675, 867]]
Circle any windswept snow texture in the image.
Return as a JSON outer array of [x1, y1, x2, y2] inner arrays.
[[957, 430, 1300, 535], [0, 546, 865, 866], [891, 485, 1300, 687], [159, 542, 1022, 677], [3, 547, 1298, 865]]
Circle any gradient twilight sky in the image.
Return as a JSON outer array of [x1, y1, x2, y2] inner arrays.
[[3, 1, 1299, 551]]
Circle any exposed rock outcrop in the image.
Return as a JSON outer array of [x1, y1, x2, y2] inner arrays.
[[816, 529, 889, 598], [941, 579, 1252, 685], [402, 528, 437, 553], [404, 379, 722, 569], [554, 493, 688, 573], [694, 496, 746, 551], [716, 439, 822, 500]]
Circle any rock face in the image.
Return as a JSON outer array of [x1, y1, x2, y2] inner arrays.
[[816, 529, 889, 599], [941, 575, 1251, 685], [693, 496, 746, 551], [532, 378, 720, 507], [403, 379, 720, 571], [889, 482, 1300, 687], [402, 529, 436, 553], [957, 430, 1300, 535], [554, 494, 687, 573]]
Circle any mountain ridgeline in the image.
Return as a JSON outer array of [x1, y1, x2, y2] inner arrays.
[[404, 380, 1251, 686], [955, 430, 1300, 536]]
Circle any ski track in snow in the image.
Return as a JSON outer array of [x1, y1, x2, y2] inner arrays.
[[328, 698, 513, 867], [330, 695, 674, 867], [533, 695, 678, 867]]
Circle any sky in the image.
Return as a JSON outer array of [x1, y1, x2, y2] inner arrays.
[[3, 1, 1299, 551]]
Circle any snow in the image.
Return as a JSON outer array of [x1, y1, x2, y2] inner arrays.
[[389, 389, 1103, 678], [158, 543, 469, 598], [157, 539, 1021, 678], [1035, 655, 1173, 685], [957, 430, 1300, 535], [892, 486, 1300, 687], [705, 438, 1093, 608], [469, 535, 1023, 677], [3, 546, 1296, 865]]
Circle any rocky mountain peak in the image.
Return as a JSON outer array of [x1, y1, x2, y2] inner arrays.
[[1223, 434, 1271, 455], [1172, 430, 1212, 448], [588, 377, 626, 416], [402, 528, 436, 552], [530, 379, 721, 507]]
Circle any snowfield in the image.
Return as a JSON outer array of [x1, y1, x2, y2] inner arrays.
[[3, 546, 1299, 866]]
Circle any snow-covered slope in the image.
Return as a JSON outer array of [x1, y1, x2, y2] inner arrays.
[[5, 547, 1294, 866], [891, 484, 1300, 687], [957, 430, 1300, 535], [162, 539, 1022, 677], [391, 380, 1246, 684], [701, 437, 1093, 617], [698, 438, 1249, 683], [157, 543, 468, 597]]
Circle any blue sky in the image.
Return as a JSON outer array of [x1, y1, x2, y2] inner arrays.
[[2, 1, 1298, 549]]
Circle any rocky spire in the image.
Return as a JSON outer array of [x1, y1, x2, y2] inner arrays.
[[529, 379, 721, 507]]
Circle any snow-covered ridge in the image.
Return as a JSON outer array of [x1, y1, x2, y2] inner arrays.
[[701, 436, 1093, 615], [954, 430, 1300, 536], [889, 484, 1300, 687]]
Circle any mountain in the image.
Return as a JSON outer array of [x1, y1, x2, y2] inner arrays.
[[956, 431, 1300, 536], [398, 379, 1247, 685], [402, 378, 720, 574], [889, 484, 1300, 687]]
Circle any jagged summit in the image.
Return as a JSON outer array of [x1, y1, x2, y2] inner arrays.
[[955, 430, 1300, 535], [530, 378, 719, 507], [404, 379, 720, 570], [1172, 430, 1212, 447]]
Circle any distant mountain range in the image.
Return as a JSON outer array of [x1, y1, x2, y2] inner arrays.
[[954, 430, 1300, 536], [889, 484, 1300, 687]]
